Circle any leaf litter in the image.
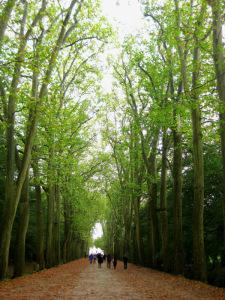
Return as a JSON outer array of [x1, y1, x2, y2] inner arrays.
[[0, 259, 225, 299]]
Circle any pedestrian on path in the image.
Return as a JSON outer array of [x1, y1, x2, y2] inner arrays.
[[113, 256, 117, 270], [107, 254, 112, 268], [93, 254, 97, 264], [123, 255, 128, 269], [97, 253, 103, 268], [89, 254, 93, 264]]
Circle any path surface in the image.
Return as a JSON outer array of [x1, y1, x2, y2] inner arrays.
[[0, 259, 225, 299]]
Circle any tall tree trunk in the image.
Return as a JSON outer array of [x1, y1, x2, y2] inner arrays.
[[172, 0, 186, 275], [46, 184, 54, 268], [131, 219, 138, 263], [33, 159, 45, 270], [0, 2, 28, 279], [130, 124, 144, 264], [123, 195, 132, 257], [0, 1, 47, 279], [46, 149, 55, 268], [173, 122, 183, 274], [0, 0, 80, 278], [160, 129, 170, 272], [53, 184, 60, 265], [111, 139, 132, 258], [14, 172, 29, 278], [63, 195, 72, 263], [148, 175, 158, 267], [191, 30, 207, 281], [133, 195, 143, 264], [209, 0, 225, 264], [146, 133, 159, 267], [124, 67, 160, 266]]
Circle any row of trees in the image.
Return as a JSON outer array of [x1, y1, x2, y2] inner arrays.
[[0, 0, 111, 279], [100, 0, 225, 284], [1, 0, 225, 287]]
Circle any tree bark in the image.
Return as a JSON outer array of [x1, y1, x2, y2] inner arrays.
[[53, 184, 60, 265], [160, 129, 170, 272], [147, 134, 159, 267], [191, 23, 207, 280], [33, 159, 45, 270], [0, 1, 47, 279], [133, 195, 143, 264], [172, 0, 186, 275], [0, 0, 82, 278], [46, 148, 55, 268], [13, 172, 29, 278], [46, 185, 55, 267], [123, 195, 132, 257], [173, 123, 183, 274], [130, 125, 144, 264], [208, 0, 225, 265], [127, 85, 159, 266], [63, 195, 72, 263]]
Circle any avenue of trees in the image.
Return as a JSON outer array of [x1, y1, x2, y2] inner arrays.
[[98, 0, 225, 286], [1, 0, 225, 288], [0, 0, 111, 279]]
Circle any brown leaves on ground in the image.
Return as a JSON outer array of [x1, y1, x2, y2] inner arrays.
[[117, 264, 225, 299], [0, 259, 225, 299]]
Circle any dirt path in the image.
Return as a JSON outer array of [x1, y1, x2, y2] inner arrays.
[[0, 259, 225, 299]]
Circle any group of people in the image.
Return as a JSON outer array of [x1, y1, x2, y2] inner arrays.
[[88, 252, 128, 270], [88, 252, 104, 268]]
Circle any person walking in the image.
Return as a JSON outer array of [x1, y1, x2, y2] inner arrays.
[[123, 255, 128, 269], [107, 254, 112, 268], [93, 254, 96, 264], [97, 253, 103, 268], [113, 256, 117, 270], [89, 253, 93, 264]]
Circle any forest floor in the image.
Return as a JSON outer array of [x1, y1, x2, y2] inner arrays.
[[0, 259, 225, 299]]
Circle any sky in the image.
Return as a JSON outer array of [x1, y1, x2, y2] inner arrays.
[[101, 0, 145, 39], [92, 222, 103, 239], [99, 0, 145, 93]]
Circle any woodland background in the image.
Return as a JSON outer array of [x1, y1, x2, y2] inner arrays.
[[0, 0, 225, 288]]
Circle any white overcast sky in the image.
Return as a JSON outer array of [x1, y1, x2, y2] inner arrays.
[[92, 222, 103, 240], [100, 0, 145, 93], [101, 0, 144, 38]]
